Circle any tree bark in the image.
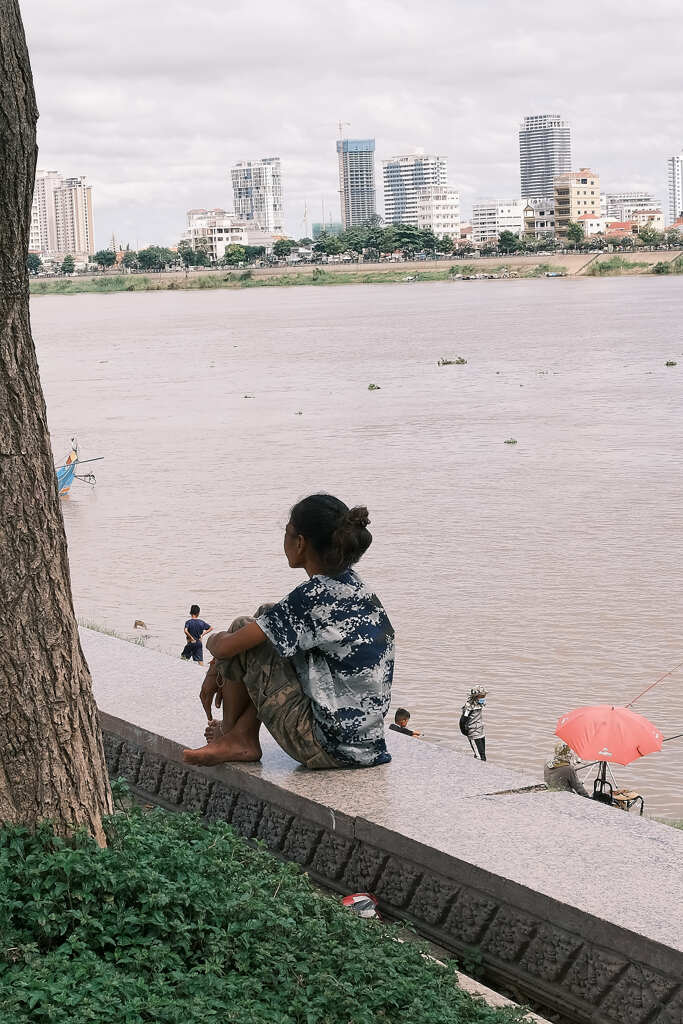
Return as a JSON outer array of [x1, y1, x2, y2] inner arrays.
[[0, 1, 112, 842]]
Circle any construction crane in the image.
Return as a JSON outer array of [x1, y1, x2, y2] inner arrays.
[[337, 120, 350, 140]]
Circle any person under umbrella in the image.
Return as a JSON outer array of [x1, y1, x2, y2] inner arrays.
[[544, 741, 590, 797], [555, 704, 663, 813]]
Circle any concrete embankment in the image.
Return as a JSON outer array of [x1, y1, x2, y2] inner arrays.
[[29, 249, 683, 295], [82, 628, 683, 1024]]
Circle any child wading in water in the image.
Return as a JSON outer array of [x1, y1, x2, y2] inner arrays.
[[183, 494, 394, 769]]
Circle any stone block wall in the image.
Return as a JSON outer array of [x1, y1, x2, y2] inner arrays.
[[102, 724, 683, 1024]]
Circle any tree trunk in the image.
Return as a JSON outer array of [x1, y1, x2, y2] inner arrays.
[[0, 1, 112, 843]]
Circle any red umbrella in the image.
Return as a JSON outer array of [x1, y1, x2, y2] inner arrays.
[[555, 704, 663, 766]]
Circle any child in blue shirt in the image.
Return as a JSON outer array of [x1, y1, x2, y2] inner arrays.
[[181, 605, 212, 665]]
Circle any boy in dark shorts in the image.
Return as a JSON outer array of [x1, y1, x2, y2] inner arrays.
[[181, 605, 212, 666]]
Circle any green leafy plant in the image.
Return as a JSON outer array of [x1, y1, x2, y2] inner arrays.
[[665, 360, 677, 367], [368, 383, 381, 391], [438, 357, 467, 366], [0, 811, 528, 1023], [460, 945, 485, 980], [504, 438, 518, 445]]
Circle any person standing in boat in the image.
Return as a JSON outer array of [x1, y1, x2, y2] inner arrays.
[[460, 687, 488, 760], [183, 494, 394, 770]]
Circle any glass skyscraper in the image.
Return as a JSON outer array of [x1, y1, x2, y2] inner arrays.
[[336, 138, 376, 230], [519, 114, 572, 200]]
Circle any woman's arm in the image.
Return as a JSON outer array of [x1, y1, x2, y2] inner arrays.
[[569, 766, 591, 798], [206, 621, 266, 659]]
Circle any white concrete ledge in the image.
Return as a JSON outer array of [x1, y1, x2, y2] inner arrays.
[[82, 628, 683, 1024]]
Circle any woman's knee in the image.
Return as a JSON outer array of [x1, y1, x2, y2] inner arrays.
[[228, 614, 255, 634], [253, 603, 275, 618]]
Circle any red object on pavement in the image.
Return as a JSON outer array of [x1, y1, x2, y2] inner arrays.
[[555, 704, 663, 766], [341, 893, 380, 919]]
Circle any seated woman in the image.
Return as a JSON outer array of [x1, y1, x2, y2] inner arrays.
[[183, 494, 394, 770], [544, 742, 590, 797]]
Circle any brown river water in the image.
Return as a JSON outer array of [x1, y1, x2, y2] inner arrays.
[[32, 278, 683, 817]]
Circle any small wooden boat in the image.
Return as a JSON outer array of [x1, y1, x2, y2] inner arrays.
[[55, 438, 102, 496]]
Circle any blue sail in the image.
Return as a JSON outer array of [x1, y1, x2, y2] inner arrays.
[[56, 459, 78, 495]]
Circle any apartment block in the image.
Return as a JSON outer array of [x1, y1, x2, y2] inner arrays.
[[382, 153, 447, 226], [30, 170, 94, 259], [337, 138, 376, 229], [29, 170, 64, 253], [54, 177, 95, 258], [184, 209, 274, 261], [523, 198, 555, 238], [553, 168, 600, 238], [629, 209, 665, 231], [472, 199, 525, 245], [231, 158, 284, 234], [667, 152, 683, 224], [602, 191, 660, 221], [416, 185, 460, 238]]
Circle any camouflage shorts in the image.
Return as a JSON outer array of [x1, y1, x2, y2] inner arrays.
[[215, 609, 343, 770]]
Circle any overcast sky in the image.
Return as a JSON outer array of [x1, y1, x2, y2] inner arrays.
[[20, 0, 683, 248]]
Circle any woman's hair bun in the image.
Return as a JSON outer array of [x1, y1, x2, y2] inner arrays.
[[345, 506, 370, 530], [289, 493, 373, 572]]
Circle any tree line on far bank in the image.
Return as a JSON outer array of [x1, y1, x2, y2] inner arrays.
[[27, 220, 683, 277]]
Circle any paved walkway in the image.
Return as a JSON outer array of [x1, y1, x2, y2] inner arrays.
[[82, 627, 683, 955]]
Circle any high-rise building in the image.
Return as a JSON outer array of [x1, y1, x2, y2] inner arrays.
[[602, 191, 660, 221], [519, 114, 572, 200], [29, 170, 64, 253], [667, 151, 683, 224], [416, 185, 460, 238], [54, 177, 95, 258], [29, 170, 94, 258], [336, 138, 376, 229], [553, 168, 600, 238], [472, 200, 525, 245], [231, 158, 284, 234], [382, 153, 447, 226]]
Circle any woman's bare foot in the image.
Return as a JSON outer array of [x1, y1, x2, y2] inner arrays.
[[204, 718, 223, 742], [183, 733, 262, 766]]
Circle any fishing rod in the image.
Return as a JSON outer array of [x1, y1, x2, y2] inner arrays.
[[626, 658, 683, 708], [55, 456, 104, 469]]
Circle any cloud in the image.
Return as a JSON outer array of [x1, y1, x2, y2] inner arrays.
[[19, 0, 683, 245]]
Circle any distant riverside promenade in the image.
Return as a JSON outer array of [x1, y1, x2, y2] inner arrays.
[[29, 249, 683, 296]]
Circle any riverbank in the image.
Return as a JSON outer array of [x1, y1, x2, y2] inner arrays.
[[29, 250, 683, 296]]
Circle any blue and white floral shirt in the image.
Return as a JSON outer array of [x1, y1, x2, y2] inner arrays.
[[256, 570, 394, 767]]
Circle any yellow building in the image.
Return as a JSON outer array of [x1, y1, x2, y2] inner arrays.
[[553, 168, 600, 239]]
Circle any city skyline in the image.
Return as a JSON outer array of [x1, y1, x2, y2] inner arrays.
[[20, 0, 683, 247]]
